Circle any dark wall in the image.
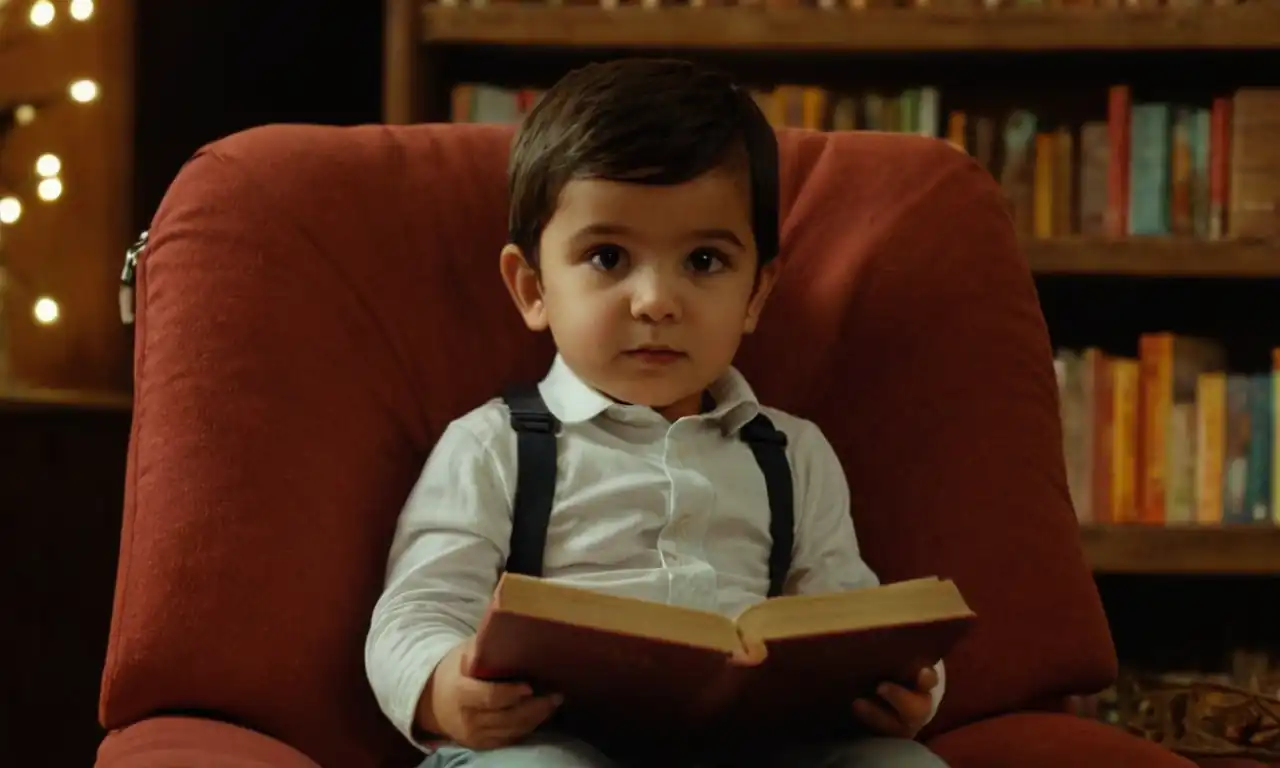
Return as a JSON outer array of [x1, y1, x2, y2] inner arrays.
[[131, 1, 385, 234]]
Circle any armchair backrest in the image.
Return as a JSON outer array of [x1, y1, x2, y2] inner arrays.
[[100, 123, 1114, 766]]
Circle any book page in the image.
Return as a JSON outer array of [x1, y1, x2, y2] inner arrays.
[[496, 573, 743, 653], [735, 577, 973, 642]]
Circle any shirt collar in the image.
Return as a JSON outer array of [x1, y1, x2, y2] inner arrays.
[[536, 354, 761, 434]]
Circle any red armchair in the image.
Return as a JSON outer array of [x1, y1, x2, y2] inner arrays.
[[98, 123, 1218, 767]]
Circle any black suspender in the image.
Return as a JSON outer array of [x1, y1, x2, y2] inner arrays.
[[500, 386, 795, 598], [739, 415, 795, 600], [502, 387, 561, 580]]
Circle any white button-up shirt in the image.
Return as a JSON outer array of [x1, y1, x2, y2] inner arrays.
[[366, 356, 944, 746]]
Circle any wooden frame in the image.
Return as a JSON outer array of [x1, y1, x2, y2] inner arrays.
[[1080, 524, 1280, 575], [417, 4, 1280, 52]]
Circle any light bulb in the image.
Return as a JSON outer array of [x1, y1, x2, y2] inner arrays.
[[0, 196, 21, 224], [36, 154, 61, 178], [29, 0, 54, 27], [14, 105, 36, 126], [37, 178, 63, 202], [69, 79, 99, 104], [70, 0, 94, 21], [33, 297, 60, 325]]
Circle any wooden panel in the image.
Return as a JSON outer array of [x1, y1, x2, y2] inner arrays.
[[1081, 524, 1280, 574], [1024, 238, 1280, 276], [420, 5, 1280, 52], [0, 406, 130, 767], [0, 0, 134, 393]]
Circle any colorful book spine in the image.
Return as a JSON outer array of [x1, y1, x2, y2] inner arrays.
[[1223, 375, 1252, 525], [1196, 372, 1227, 525], [1128, 102, 1172, 236], [1246, 375, 1274, 524]]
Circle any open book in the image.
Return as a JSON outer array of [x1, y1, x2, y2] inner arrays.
[[468, 573, 975, 746]]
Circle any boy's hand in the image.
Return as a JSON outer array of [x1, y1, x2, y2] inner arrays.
[[852, 666, 938, 739], [417, 638, 563, 750]]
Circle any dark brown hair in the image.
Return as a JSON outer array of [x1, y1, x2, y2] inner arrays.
[[507, 58, 779, 268]]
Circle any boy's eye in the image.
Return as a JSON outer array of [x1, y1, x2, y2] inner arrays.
[[587, 245, 625, 271], [687, 248, 726, 273]]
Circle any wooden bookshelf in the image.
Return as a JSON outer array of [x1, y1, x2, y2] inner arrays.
[[0, 386, 132, 412], [419, 5, 1280, 52], [1024, 239, 1280, 277], [1080, 524, 1280, 574]]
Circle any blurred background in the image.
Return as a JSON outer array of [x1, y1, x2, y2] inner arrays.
[[0, 1, 382, 394], [2, 0, 1279, 765]]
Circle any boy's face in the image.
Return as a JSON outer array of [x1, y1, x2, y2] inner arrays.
[[501, 165, 780, 419]]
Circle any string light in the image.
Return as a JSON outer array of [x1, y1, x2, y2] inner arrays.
[[28, 0, 53, 28], [0, 1, 103, 338], [69, 0, 93, 22], [32, 296, 59, 325], [35, 153, 60, 178], [36, 177, 62, 202], [0, 197, 20, 225]]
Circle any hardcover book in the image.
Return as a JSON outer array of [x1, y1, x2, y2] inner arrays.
[[468, 573, 975, 745]]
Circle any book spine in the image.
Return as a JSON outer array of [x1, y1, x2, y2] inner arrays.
[[1222, 375, 1252, 525], [1190, 107, 1212, 239], [1034, 132, 1056, 238], [1139, 333, 1173, 524], [1078, 122, 1110, 237], [1106, 85, 1131, 237], [1112, 359, 1140, 522], [1246, 374, 1273, 524], [1092, 354, 1115, 523], [1170, 107, 1193, 235], [1195, 372, 1227, 525], [1273, 350, 1280, 525], [1128, 102, 1171, 236], [1209, 95, 1232, 240]]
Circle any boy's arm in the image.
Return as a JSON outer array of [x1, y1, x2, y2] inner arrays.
[[785, 420, 946, 724], [364, 420, 511, 748]]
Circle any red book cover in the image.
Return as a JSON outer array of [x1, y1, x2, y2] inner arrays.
[[1106, 85, 1131, 238], [1209, 96, 1232, 240]]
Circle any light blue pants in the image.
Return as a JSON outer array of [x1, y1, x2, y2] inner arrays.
[[419, 732, 950, 767]]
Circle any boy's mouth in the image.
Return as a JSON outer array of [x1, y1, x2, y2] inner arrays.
[[623, 346, 686, 364]]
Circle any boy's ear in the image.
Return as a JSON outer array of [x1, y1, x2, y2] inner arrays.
[[743, 259, 782, 334], [500, 244, 548, 331]]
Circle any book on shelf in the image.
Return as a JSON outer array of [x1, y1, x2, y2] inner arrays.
[[1055, 336, 1280, 529], [448, 82, 1279, 248], [467, 572, 975, 743]]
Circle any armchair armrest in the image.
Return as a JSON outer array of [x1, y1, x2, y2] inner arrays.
[[97, 716, 322, 768], [925, 712, 1198, 768]]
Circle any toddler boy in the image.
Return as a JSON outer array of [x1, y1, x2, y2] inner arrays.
[[366, 58, 950, 768]]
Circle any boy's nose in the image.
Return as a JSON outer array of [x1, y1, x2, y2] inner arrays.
[[629, 273, 681, 324]]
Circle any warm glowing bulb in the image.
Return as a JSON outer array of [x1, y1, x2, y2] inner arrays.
[[29, 0, 54, 27], [0, 197, 21, 224], [15, 105, 36, 126], [33, 297, 60, 325], [69, 79, 99, 103], [35, 154, 61, 178], [37, 178, 63, 202], [69, 0, 94, 21]]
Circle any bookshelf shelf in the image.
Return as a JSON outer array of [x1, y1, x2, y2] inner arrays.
[[1024, 238, 1280, 277], [419, 5, 1280, 53], [1080, 524, 1280, 574], [0, 386, 132, 412]]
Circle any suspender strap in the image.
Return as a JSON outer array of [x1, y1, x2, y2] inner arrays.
[[501, 386, 560, 578], [739, 413, 794, 598]]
